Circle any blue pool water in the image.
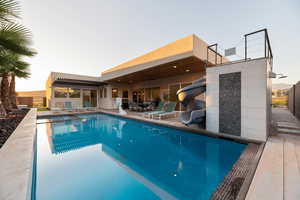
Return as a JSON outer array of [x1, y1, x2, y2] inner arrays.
[[34, 114, 245, 200]]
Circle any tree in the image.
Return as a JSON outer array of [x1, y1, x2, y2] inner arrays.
[[9, 57, 30, 109], [0, 0, 36, 112]]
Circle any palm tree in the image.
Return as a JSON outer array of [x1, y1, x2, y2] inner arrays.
[[0, 0, 36, 112], [9, 57, 30, 109]]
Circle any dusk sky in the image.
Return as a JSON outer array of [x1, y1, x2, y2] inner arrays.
[[17, 0, 300, 91]]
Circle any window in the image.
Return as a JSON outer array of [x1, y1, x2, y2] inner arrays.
[[112, 88, 118, 98], [103, 88, 107, 98], [122, 90, 128, 98], [145, 87, 160, 101], [145, 88, 151, 101], [100, 88, 103, 98], [54, 87, 68, 98], [69, 88, 81, 98]]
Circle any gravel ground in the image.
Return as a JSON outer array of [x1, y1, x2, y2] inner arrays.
[[0, 110, 28, 148]]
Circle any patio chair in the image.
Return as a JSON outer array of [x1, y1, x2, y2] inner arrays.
[[142, 101, 165, 118], [64, 102, 73, 112], [51, 102, 64, 113], [152, 102, 177, 120], [72, 102, 83, 112], [83, 102, 96, 111], [129, 102, 139, 112]]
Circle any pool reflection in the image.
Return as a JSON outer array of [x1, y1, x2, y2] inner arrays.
[[40, 114, 245, 200]]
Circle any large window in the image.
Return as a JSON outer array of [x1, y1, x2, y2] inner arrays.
[[112, 88, 118, 98], [145, 87, 160, 101], [54, 87, 68, 98], [69, 88, 81, 98]]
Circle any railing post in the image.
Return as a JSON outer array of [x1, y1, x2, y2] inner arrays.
[[264, 30, 267, 58], [245, 36, 247, 61], [215, 44, 218, 65]]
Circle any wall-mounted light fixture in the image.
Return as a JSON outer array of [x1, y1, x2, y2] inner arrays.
[[269, 72, 288, 79]]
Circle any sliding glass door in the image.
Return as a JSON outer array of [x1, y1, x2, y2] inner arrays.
[[82, 89, 97, 107]]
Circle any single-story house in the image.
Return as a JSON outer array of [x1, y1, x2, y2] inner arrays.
[[46, 34, 226, 110]]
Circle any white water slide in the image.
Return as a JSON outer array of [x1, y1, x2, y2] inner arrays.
[[176, 77, 206, 126]]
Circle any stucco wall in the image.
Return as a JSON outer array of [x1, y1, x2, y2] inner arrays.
[[206, 58, 271, 141]]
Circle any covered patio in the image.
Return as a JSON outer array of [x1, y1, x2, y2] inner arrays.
[[98, 34, 224, 112]]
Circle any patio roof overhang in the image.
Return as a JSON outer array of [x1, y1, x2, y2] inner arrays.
[[100, 34, 227, 84], [103, 56, 206, 84], [53, 78, 107, 87]]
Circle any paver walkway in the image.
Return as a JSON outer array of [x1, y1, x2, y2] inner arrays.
[[245, 108, 300, 200]]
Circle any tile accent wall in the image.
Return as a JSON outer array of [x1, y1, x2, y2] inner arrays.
[[219, 72, 241, 136]]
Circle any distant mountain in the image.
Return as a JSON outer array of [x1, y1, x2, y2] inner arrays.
[[272, 83, 292, 90]]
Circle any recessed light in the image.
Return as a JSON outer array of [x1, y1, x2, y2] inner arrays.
[[173, 65, 177, 68], [185, 69, 190, 72]]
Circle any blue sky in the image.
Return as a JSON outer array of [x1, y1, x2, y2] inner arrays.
[[17, 0, 300, 91]]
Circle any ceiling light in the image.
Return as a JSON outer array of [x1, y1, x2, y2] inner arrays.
[[173, 65, 177, 68], [185, 69, 190, 72]]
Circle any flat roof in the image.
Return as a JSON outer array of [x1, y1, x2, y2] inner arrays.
[[101, 34, 227, 81]]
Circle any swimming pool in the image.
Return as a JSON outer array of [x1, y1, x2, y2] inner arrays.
[[34, 113, 245, 200]]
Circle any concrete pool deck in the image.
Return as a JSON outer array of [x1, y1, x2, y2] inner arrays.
[[0, 109, 37, 200], [245, 108, 300, 200]]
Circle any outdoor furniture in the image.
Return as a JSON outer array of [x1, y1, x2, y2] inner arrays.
[[64, 102, 73, 112], [72, 102, 83, 112], [129, 102, 140, 111], [83, 102, 96, 111], [152, 102, 177, 120], [143, 101, 165, 118]]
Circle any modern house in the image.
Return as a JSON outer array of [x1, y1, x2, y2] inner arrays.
[[45, 30, 273, 142], [46, 34, 226, 111]]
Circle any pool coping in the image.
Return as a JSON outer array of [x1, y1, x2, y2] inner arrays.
[[38, 110, 263, 145], [0, 108, 37, 200], [211, 142, 265, 199]]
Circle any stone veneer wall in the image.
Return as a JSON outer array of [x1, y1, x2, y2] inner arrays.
[[219, 72, 241, 136]]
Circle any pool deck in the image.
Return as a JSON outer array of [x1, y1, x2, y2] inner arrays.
[[245, 108, 300, 200]]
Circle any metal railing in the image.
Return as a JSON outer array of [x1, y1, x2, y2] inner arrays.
[[244, 28, 273, 63], [206, 28, 273, 67]]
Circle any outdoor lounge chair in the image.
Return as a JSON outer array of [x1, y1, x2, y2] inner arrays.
[[142, 101, 165, 118], [152, 102, 177, 120]]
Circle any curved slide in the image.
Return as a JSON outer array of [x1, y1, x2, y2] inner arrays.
[[176, 78, 206, 125]]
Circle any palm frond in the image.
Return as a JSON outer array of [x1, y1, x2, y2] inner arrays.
[[0, 23, 36, 56], [0, 0, 20, 22]]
